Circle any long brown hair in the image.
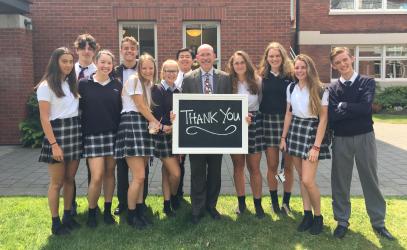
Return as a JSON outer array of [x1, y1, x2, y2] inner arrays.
[[258, 42, 293, 79], [226, 51, 259, 95], [134, 53, 158, 107], [36, 47, 78, 98], [294, 54, 324, 116]]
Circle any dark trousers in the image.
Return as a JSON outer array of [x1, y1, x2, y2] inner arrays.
[[116, 158, 150, 207], [177, 155, 186, 197], [189, 154, 222, 216]]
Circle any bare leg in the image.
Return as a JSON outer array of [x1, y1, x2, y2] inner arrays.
[[231, 154, 246, 196], [48, 163, 65, 217], [301, 159, 321, 215], [126, 156, 146, 210], [246, 152, 262, 198], [103, 156, 116, 203], [87, 157, 105, 209], [63, 160, 79, 210]]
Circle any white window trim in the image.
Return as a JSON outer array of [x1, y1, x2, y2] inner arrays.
[[182, 21, 221, 67], [118, 21, 158, 61], [331, 45, 407, 82], [329, 0, 407, 15]]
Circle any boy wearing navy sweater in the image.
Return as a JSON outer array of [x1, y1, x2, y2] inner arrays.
[[328, 47, 394, 240]]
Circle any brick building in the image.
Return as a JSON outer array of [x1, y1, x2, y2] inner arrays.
[[1, 0, 406, 144]]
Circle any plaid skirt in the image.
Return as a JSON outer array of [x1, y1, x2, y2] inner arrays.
[[115, 112, 154, 158], [286, 116, 331, 160], [248, 111, 264, 154], [39, 116, 82, 164], [262, 113, 284, 148], [153, 133, 174, 158], [83, 131, 116, 158]]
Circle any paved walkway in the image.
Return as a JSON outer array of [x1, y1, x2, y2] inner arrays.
[[0, 123, 406, 196]]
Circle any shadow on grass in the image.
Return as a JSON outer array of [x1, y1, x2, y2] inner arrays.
[[37, 197, 404, 250]]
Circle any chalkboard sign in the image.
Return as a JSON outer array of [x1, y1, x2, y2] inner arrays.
[[172, 94, 248, 154]]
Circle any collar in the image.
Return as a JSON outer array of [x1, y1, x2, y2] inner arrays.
[[122, 62, 137, 70], [270, 70, 279, 77], [200, 67, 214, 76], [161, 80, 179, 92], [339, 71, 358, 86]]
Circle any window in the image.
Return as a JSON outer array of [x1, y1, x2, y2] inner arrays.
[[118, 22, 157, 60], [183, 22, 220, 67], [331, 45, 407, 80], [330, 0, 407, 10]]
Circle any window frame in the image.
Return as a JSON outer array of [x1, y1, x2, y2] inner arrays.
[[329, 0, 407, 14], [331, 45, 407, 82], [118, 21, 158, 61], [182, 21, 221, 67]]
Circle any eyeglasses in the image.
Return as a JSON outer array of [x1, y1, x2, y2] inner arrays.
[[164, 70, 178, 74]]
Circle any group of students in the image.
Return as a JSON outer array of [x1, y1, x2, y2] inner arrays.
[[37, 33, 394, 241]]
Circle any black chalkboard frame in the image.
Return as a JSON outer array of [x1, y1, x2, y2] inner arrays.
[[172, 94, 249, 154]]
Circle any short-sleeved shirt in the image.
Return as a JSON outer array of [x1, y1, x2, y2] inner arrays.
[[37, 80, 79, 120], [286, 83, 329, 119], [237, 80, 261, 112], [121, 75, 152, 113]]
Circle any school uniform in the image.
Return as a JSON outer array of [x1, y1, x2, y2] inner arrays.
[[328, 72, 386, 229], [151, 81, 181, 158], [260, 72, 292, 148], [37, 80, 82, 163], [286, 82, 331, 160], [237, 80, 263, 154], [114, 76, 154, 159], [75, 62, 97, 80], [78, 74, 122, 158]]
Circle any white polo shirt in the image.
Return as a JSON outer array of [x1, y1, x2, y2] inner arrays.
[[286, 83, 329, 119], [121, 75, 152, 113]]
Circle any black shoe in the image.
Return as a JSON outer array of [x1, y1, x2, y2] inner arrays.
[[373, 226, 395, 241], [127, 215, 147, 230], [114, 204, 126, 215], [297, 214, 313, 232], [138, 213, 153, 226], [164, 207, 176, 217], [281, 203, 292, 215], [255, 205, 265, 219], [71, 201, 78, 216], [235, 205, 246, 215], [104, 213, 116, 225], [309, 215, 324, 235], [191, 215, 200, 225], [207, 208, 221, 220], [272, 202, 281, 214], [171, 195, 180, 210], [62, 215, 81, 230], [86, 215, 97, 228], [333, 225, 348, 239], [52, 221, 70, 236]]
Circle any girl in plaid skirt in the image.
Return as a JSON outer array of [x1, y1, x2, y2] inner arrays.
[[258, 42, 295, 215], [226, 51, 265, 218], [78, 50, 123, 228], [37, 47, 81, 235], [280, 54, 331, 235], [115, 54, 160, 229], [151, 60, 181, 217]]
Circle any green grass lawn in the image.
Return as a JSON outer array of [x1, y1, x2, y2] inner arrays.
[[373, 114, 407, 124], [0, 196, 406, 250]]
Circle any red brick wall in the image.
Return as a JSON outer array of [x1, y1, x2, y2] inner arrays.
[[0, 28, 34, 144], [299, 1, 407, 33], [300, 45, 332, 83], [30, 0, 293, 82]]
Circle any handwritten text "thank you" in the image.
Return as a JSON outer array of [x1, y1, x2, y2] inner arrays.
[[180, 107, 241, 125]]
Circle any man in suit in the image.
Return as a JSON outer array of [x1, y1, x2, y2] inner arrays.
[[182, 44, 232, 224], [112, 36, 150, 215]]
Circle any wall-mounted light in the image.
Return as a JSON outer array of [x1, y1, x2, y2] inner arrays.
[[187, 29, 202, 37], [24, 19, 32, 30]]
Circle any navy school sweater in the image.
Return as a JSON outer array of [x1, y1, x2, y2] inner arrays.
[[328, 74, 374, 136]]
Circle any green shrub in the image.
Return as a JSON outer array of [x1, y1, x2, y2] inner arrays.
[[375, 86, 407, 110], [19, 92, 44, 148]]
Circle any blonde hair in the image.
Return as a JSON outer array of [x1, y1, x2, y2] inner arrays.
[[226, 50, 259, 95], [134, 53, 158, 107], [258, 42, 293, 79], [330, 47, 353, 63], [160, 59, 178, 80], [294, 54, 324, 116], [95, 49, 114, 62]]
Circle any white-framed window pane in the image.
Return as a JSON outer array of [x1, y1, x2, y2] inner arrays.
[[120, 22, 156, 59], [331, 0, 354, 9], [385, 60, 407, 78], [359, 60, 381, 78], [359, 46, 382, 57], [359, 0, 382, 9], [202, 25, 218, 56], [386, 45, 407, 57], [387, 0, 407, 9]]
